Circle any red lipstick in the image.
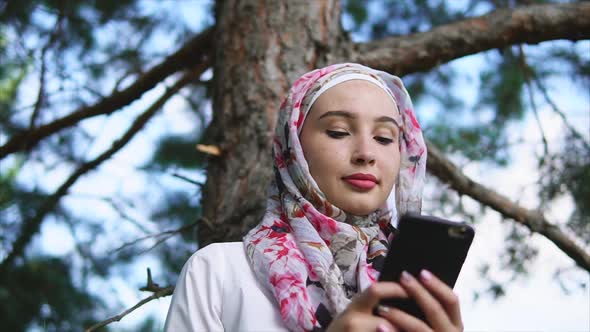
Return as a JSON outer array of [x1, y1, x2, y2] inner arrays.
[[342, 173, 378, 190]]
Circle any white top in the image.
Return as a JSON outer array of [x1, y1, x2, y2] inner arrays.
[[164, 242, 289, 332]]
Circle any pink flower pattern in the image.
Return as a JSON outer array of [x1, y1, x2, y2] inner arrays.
[[244, 63, 427, 331]]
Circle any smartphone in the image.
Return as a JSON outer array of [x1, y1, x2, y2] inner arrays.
[[377, 213, 475, 322]]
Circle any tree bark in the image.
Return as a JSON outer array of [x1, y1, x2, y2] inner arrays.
[[199, 0, 343, 246]]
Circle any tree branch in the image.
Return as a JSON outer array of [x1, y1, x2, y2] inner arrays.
[[348, 3, 590, 76], [100, 196, 152, 235], [85, 218, 210, 331], [531, 70, 590, 150], [110, 217, 208, 256], [0, 27, 213, 160], [28, 11, 63, 130], [425, 140, 590, 271], [29, 49, 48, 129], [85, 268, 174, 332], [518, 45, 549, 158], [0, 69, 202, 272], [85, 285, 174, 332]]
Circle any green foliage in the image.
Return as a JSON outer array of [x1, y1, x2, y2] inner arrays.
[[540, 134, 590, 242], [150, 135, 206, 170], [427, 123, 511, 165], [475, 263, 507, 300], [539, 43, 590, 90], [1, 0, 138, 52], [478, 48, 526, 125], [502, 224, 539, 276], [0, 166, 56, 252], [424, 47, 526, 165], [0, 45, 29, 135], [472, 222, 540, 300], [150, 190, 202, 278], [0, 257, 106, 332], [343, 0, 369, 30], [342, 0, 470, 38]]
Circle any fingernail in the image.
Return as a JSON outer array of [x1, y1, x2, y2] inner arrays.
[[376, 304, 390, 314], [400, 270, 413, 283], [377, 323, 391, 332], [420, 269, 432, 281]]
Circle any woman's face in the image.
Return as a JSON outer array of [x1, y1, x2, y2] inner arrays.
[[300, 79, 401, 216]]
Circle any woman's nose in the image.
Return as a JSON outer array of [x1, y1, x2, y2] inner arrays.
[[351, 138, 376, 165]]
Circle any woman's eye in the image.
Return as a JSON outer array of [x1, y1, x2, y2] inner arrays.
[[326, 130, 349, 139], [374, 136, 394, 145]]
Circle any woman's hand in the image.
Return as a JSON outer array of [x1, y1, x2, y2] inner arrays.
[[376, 270, 464, 332], [326, 282, 408, 332], [327, 270, 464, 332]]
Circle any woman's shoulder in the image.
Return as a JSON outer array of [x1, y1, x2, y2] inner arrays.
[[170, 241, 286, 331], [180, 241, 263, 304], [183, 241, 247, 272], [193, 241, 244, 256]]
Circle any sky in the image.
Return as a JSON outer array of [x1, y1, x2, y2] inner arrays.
[[14, 1, 590, 331]]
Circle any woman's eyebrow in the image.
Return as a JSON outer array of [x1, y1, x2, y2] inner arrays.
[[318, 110, 355, 120], [318, 110, 400, 126], [375, 116, 400, 126]]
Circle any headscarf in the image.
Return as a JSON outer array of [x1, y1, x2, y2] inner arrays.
[[243, 63, 426, 331]]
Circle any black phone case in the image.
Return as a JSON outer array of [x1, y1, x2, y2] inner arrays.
[[377, 213, 475, 321]]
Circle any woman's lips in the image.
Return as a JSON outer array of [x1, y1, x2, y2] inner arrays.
[[342, 173, 378, 190]]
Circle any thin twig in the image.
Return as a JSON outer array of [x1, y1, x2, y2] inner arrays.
[[85, 286, 174, 332], [135, 234, 176, 256], [86, 267, 175, 331], [64, 193, 153, 235], [29, 49, 47, 129], [61, 217, 102, 288], [110, 217, 206, 254], [104, 197, 152, 235], [531, 72, 590, 150], [518, 45, 550, 157], [140, 268, 160, 292], [112, 70, 135, 94], [171, 172, 205, 187], [28, 13, 63, 129]]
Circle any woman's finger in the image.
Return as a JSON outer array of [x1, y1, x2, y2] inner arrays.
[[418, 269, 463, 328], [398, 271, 453, 331], [376, 305, 432, 332], [327, 311, 399, 332], [349, 282, 409, 313]]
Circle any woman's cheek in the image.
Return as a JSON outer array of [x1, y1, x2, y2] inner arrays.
[[320, 138, 346, 156]]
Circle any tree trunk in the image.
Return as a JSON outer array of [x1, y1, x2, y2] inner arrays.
[[198, 0, 589, 271], [199, 0, 343, 246]]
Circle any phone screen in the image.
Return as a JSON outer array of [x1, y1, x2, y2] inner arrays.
[[377, 214, 475, 321]]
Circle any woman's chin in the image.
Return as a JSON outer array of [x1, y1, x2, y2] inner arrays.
[[339, 203, 379, 217]]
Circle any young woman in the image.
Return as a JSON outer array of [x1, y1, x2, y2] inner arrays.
[[164, 63, 463, 332]]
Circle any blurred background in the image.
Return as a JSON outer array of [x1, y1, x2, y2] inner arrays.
[[0, 0, 588, 331]]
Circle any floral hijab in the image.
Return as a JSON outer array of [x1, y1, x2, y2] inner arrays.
[[243, 63, 426, 331]]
